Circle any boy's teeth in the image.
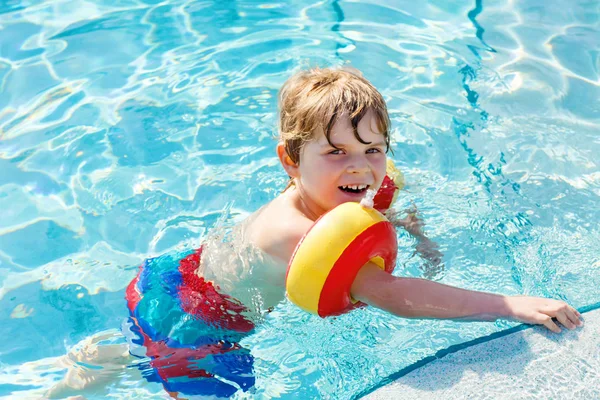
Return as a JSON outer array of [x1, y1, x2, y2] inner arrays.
[[340, 184, 368, 190]]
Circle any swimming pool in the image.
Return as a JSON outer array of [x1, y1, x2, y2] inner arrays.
[[1, 0, 599, 398]]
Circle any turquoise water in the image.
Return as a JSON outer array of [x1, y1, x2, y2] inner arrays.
[[1, 0, 599, 398]]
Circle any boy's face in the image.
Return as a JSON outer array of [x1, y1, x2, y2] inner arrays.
[[294, 109, 387, 215]]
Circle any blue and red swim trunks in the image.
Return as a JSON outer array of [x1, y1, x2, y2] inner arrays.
[[125, 247, 255, 398]]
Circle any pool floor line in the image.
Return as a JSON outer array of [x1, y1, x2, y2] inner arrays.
[[355, 300, 600, 400]]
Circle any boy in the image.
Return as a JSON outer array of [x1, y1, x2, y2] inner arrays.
[[50, 67, 583, 399], [240, 66, 582, 333]]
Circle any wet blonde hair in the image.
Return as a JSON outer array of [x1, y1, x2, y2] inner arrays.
[[278, 67, 391, 165]]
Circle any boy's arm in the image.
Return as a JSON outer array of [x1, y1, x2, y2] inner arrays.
[[350, 262, 583, 333]]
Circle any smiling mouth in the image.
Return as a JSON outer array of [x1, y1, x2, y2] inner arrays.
[[338, 184, 370, 194]]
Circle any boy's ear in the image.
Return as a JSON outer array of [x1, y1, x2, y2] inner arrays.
[[277, 143, 300, 178]]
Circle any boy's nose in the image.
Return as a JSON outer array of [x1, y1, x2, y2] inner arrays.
[[346, 157, 370, 174]]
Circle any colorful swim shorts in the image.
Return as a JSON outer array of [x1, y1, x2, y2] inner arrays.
[[125, 247, 255, 398]]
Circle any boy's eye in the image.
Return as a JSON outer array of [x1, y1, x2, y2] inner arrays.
[[328, 149, 344, 155], [367, 148, 382, 154]]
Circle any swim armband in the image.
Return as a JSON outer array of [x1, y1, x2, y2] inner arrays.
[[373, 158, 404, 213], [285, 202, 398, 317]]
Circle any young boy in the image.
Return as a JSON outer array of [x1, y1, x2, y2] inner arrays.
[[147, 66, 580, 396], [240, 66, 582, 332], [52, 67, 583, 399]]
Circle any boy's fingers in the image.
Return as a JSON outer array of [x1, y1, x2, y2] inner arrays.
[[568, 307, 584, 326], [541, 317, 562, 333], [558, 305, 583, 327], [555, 312, 575, 330]]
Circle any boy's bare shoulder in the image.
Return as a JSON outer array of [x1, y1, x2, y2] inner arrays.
[[245, 193, 313, 264]]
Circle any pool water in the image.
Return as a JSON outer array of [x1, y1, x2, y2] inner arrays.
[[1, 0, 599, 398]]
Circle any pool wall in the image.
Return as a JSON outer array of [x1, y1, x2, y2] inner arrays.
[[361, 302, 600, 399]]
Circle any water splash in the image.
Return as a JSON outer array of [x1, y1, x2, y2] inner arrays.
[[360, 188, 377, 209]]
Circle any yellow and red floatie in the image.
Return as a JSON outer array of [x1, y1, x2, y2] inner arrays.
[[285, 202, 398, 317], [373, 158, 404, 213], [286, 159, 404, 317], [285, 159, 403, 317]]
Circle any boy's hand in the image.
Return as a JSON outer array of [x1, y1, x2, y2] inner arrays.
[[505, 296, 583, 333], [387, 208, 445, 278], [398, 209, 425, 237], [415, 238, 444, 279], [387, 208, 429, 239]]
